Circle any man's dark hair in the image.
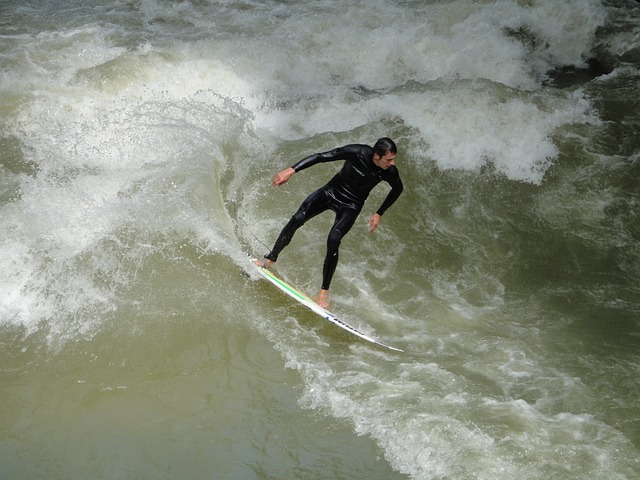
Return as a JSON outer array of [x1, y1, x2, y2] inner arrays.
[[373, 137, 397, 157]]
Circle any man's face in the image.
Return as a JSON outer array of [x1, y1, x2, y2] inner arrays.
[[374, 151, 397, 170]]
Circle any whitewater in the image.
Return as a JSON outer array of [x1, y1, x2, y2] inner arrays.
[[1, 1, 639, 478]]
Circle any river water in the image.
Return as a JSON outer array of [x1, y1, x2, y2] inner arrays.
[[1, 1, 639, 478]]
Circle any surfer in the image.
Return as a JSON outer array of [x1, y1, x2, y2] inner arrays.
[[261, 137, 403, 309]]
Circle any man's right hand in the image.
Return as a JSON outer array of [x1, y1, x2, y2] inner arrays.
[[272, 167, 296, 186]]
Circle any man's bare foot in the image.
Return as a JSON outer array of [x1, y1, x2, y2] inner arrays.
[[317, 289, 329, 309], [255, 258, 274, 269]]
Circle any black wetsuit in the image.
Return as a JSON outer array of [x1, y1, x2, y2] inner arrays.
[[265, 144, 403, 291]]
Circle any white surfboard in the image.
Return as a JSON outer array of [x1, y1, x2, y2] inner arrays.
[[250, 257, 403, 352]]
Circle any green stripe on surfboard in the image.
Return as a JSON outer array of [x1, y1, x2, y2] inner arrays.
[[261, 268, 312, 303]]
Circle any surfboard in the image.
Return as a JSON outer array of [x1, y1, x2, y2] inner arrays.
[[249, 257, 403, 352]]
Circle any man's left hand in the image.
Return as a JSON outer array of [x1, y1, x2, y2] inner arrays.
[[368, 213, 381, 233]]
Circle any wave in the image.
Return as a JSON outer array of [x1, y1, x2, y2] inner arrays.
[[1, 1, 639, 479]]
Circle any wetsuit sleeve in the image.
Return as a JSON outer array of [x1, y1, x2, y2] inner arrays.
[[291, 154, 321, 172], [376, 170, 403, 216], [291, 145, 358, 172]]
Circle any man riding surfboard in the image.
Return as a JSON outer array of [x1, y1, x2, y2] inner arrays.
[[260, 137, 403, 309]]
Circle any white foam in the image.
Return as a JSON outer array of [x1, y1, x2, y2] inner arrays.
[[6, 0, 607, 187], [2, 48, 256, 341], [1, 3, 633, 478]]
